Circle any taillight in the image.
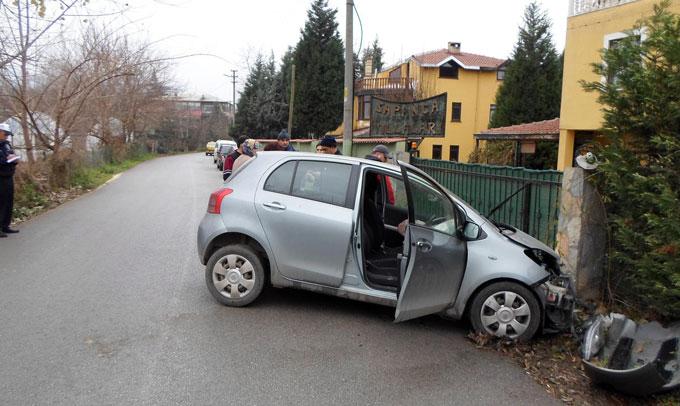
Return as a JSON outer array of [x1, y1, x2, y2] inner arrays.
[[207, 188, 233, 214]]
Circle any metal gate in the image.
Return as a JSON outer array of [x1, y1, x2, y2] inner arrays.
[[411, 158, 562, 247]]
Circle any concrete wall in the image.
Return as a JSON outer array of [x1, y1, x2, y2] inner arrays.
[[556, 167, 607, 301]]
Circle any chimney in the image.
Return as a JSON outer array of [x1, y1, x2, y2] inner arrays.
[[364, 56, 373, 77], [448, 42, 461, 54]]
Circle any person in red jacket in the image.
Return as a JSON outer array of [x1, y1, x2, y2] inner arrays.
[[223, 136, 247, 181], [366, 145, 395, 205]]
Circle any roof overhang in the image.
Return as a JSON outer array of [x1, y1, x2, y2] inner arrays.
[[474, 133, 559, 141]]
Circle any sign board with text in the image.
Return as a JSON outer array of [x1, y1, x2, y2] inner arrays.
[[368, 93, 447, 137]]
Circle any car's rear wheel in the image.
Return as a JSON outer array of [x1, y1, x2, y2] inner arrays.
[[205, 244, 265, 307], [469, 281, 540, 341]]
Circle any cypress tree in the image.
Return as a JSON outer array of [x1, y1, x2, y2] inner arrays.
[[491, 2, 562, 128], [233, 53, 282, 137], [292, 0, 344, 138]]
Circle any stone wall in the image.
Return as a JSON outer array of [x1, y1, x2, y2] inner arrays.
[[556, 167, 607, 301]]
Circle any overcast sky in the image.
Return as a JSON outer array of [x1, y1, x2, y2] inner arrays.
[[120, 0, 568, 102]]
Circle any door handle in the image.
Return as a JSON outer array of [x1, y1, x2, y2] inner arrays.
[[414, 240, 432, 252], [263, 201, 286, 210]]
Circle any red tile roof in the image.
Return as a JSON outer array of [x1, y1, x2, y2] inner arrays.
[[412, 49, 506, 69], [478, 118, 560, 135]]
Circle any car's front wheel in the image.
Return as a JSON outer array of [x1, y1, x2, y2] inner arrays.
[[469, 281, 540, 341], [205, 244, 265, 307]]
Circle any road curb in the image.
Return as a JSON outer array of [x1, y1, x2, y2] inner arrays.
[[97, 173, 122, 190]]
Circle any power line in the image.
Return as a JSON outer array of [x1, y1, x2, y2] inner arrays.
[[353, 3, 363, 56]]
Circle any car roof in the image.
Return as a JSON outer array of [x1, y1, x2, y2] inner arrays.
[[253, 151, 402, 172]]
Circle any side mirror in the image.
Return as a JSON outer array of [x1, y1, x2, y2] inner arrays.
[[462, 221, 481, 240]]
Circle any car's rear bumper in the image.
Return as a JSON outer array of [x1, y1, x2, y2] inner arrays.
[[197, 213, 226, 265]]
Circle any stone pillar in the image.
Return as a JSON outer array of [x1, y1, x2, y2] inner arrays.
[[556, 167, 607, 301]]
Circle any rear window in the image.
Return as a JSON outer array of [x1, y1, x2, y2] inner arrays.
[[263, 160, 353, 207], [291, 161, 352, 206], [264, 161, 296, 194]]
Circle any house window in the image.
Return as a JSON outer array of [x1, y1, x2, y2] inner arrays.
[[451, 102, 462, 122], [439, 62, 459, 79], [432, 145, 442, 160], [489, 104, 497, 123], [604, 31, 642, 84], [497, 69, 506, 80], [359, 95, 371, 120], [449, 145, 459, 162]]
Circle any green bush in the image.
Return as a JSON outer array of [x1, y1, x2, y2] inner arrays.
[[582, 1, 680, 319], [13, 179, 48, 220]]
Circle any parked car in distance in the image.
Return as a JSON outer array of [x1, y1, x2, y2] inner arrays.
[[213, 139, 236, 164], [206, 141, 216, 156], [216, 144, 235, 171], [197, 153, 574, 341]]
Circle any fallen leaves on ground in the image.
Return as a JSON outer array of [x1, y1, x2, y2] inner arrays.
[[466, 332, 680, 405]]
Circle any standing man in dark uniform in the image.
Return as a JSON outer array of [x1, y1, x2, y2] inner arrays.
[[0, 122, 20, 237]]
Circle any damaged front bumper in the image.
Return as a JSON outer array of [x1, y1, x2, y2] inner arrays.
[[581, 313, 680, 396], [536, 274, 575, 334]]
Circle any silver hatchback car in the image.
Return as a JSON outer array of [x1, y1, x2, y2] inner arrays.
[[197, 152, 573, 341]]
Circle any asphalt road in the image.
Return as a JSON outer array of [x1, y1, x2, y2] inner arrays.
[[0, 153, 557, 405]]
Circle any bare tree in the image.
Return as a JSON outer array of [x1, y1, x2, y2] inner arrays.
[[0, 1, 129, 163]]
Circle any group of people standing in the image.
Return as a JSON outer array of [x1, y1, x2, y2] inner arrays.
[[222, 130, 296, 181], [221, 129, 393, 181]]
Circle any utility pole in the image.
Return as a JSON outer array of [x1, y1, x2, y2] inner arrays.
[[342, 0, 354, 156], [230, 70, 237, 121], [287, 64, 296, 136]]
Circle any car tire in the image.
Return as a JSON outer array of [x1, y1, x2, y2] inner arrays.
[[469, 281, 540, 342], [205, 244, 265, 307]]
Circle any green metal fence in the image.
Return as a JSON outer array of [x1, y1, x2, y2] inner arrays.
[[411, 158, 563, 247]]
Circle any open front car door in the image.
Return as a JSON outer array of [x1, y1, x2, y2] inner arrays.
[[394, 162, 467, 322]]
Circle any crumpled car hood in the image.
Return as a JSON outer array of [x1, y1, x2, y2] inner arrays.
[[581, 313, 680, 396], [497, 224, 557, 255]]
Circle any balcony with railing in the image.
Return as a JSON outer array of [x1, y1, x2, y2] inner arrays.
[[354, 77, 415, 100], [569, 0, 639, 16]]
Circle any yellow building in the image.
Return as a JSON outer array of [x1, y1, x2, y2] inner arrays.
[[353, 42, 505, 162], [557, 0, 680, 170]]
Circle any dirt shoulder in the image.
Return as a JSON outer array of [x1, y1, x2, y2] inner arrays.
[[468, 332, 680, 405]]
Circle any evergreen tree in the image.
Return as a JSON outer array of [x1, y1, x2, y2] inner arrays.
[[368, 37, 384, 73], [582, 1, 680, 318], [275, 47, 295, 136], [355, 37, 385, 79], [292, 0, 344, 137], [491, 2, 562, 128], [233, 53, 284, 137], [353, 51, 362, 80]]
